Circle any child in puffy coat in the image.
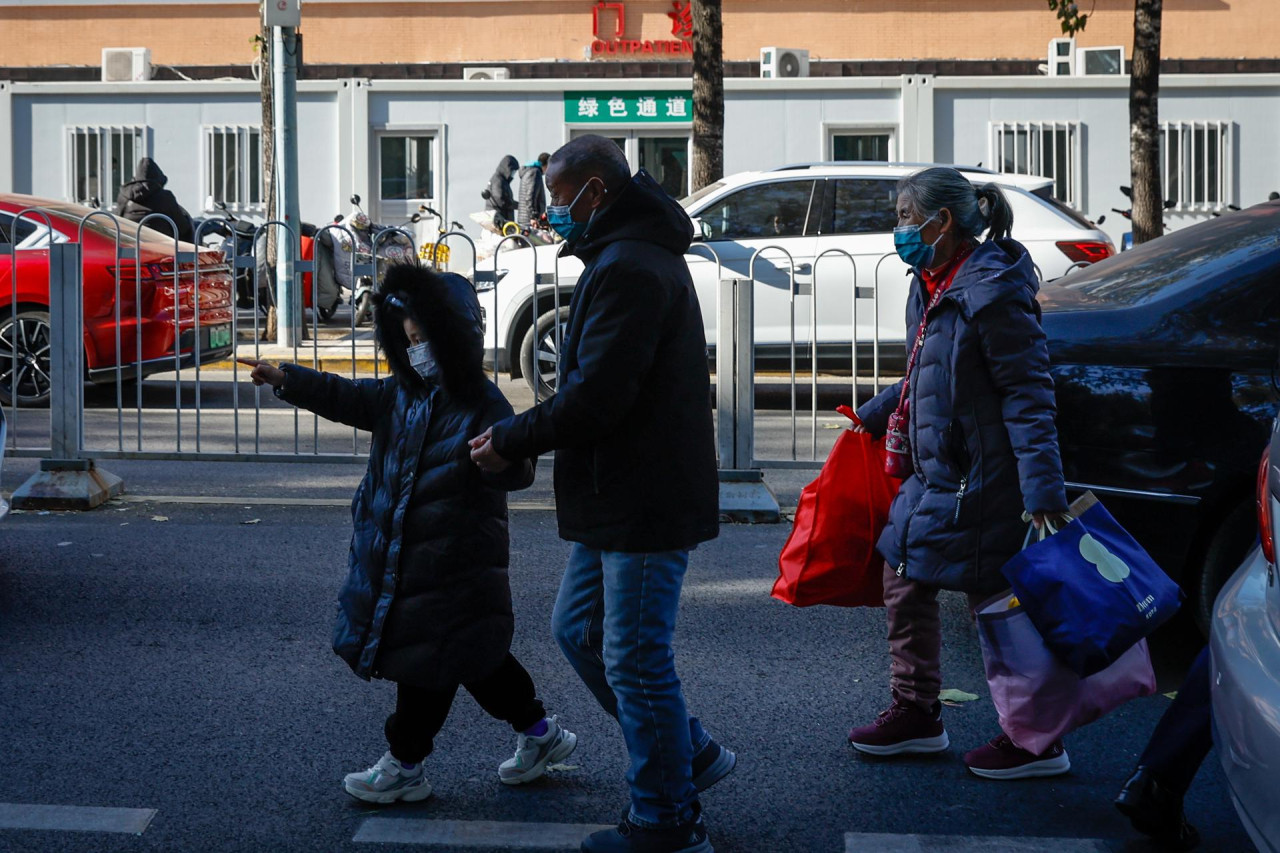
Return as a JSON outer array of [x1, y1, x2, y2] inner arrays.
[[241, 263, 576, 804]]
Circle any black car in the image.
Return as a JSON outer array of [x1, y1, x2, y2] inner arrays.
[[1041, 200, 1280, 631]]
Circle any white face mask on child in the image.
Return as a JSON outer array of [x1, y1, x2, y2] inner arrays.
[[407, 341, 437, 379]]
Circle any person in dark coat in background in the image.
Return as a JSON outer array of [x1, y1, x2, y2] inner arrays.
[[484, 155, 520, 229], [240, 264, 577, 804], [114, 157, 194, 243], [846, 167, 1072, 780], [517, 152, 550, 229], [469, 136, 733, 853]]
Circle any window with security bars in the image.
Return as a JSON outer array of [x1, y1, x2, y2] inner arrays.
[[1160, 122, 1232, 211], [990, 121, 1080, 207], [68, 126, 147, 208], [205, 126, 264, 212]]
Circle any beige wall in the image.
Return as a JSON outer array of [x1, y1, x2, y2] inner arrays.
[[1, 0, 1275, 68]]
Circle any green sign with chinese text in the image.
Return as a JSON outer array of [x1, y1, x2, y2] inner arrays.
[[564, 91, 694, 124]]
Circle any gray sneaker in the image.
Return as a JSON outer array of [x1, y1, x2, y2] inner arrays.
[[498, 715, 578, 785], [343, 751, 433, 804]]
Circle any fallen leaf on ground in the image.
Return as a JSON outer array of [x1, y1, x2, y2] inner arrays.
[[150, 515, 169, 522], [242, 519, 261, 525], [939, 688, 980, 707]]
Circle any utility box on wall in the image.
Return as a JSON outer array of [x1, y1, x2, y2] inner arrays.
[[263, 0, 301, 28]]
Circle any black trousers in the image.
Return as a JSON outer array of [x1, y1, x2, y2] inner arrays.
[[1138, 646, 1213, 795], [385, 653, 546, 764]]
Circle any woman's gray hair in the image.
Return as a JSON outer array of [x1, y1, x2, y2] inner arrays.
[[896, 167, 1014, 241]]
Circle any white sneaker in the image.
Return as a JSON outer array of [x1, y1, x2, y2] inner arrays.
[[498, 715, 578, 785], [343, 751, 433, 804]]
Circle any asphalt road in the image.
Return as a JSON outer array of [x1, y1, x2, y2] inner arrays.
[[0, 497, 1253, 853]]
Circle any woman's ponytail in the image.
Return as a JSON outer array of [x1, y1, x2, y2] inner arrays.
[[976, 182, 1014, 241]]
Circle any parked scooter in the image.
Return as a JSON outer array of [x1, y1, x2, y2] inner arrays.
[[315, 195, 416, 325], [1096, 186, 1178, 251]]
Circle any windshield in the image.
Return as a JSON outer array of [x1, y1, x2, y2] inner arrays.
[[35, 201, 177, 246], [680, 181, 726, 211], [1046, 203, 1280, 308]]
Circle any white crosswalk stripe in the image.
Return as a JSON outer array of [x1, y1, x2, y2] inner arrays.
[[354, 817, 613, 849], [0, 803, 156, 835], [845, 833, 1110, 852]]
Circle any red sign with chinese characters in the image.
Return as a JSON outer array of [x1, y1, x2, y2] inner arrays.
[[590, 1, 694, 57]]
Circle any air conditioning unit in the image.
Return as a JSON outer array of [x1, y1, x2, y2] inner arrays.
[[463, 67, 511, 81], [1077, 46, 1125, 75], [101, 48, 152, 83], [1047, 38, 1075, 77], [760, 48, 810, 79]]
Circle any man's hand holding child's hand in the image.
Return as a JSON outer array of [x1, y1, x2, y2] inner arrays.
[[469, 427, 512, 473]]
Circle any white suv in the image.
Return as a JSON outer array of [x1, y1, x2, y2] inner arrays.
[[473, 163, 1113, 395]]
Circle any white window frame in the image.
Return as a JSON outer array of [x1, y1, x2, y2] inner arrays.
[[989, 120, 1082, 207], [66, 125, 148, 209], [203, 125, 265, 215], [823, 123, 898, 162], [1160, 121, 1233, 212], [373, 128, 442, 211]]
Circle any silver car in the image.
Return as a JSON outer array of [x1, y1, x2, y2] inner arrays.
[[1210, 414, 1280, 853]]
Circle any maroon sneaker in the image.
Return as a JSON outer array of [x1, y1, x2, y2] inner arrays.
[[964, 734, 1071, 780], [848, 700, 949, 756]]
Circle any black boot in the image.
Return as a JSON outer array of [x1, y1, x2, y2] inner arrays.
[[1115, 766, 1201, 851], [581, 804, 712, 853]]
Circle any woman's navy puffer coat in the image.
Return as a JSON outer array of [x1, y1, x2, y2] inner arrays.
[[277, 269, 534, 689], [856, 239, 1068, 594]]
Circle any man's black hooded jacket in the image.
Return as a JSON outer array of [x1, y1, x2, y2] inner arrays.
[[491, 169, 718, 553]]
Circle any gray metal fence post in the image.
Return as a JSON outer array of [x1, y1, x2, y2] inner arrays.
[[716, 276, 778, 523], [12, 242, 122, 509]]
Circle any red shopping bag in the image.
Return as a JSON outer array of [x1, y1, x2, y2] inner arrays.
[[772, 407, 900, 607]]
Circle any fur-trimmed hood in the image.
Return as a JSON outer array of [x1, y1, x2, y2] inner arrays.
[[373, 264, 486, 402]]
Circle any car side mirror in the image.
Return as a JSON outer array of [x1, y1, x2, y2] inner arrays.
[[690, 216, 711, 242]]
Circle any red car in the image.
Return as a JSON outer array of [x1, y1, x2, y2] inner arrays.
[[0, 194, 235, 407]]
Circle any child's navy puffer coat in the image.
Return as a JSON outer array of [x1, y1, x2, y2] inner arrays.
[[278, 267, 534, 689]]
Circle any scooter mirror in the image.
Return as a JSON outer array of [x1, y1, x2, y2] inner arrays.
[[411, 214, 421, 223], [1120, 185, 1133, 198], [1097, 215, 1107, 225], [350, 194, 361, 206], [1163, 199, 1177, 210], [216, 200, 229, 211], [333, 214, 343, 223]]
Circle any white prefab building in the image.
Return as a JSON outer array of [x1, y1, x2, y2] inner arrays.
[[1, 73, 1275, 251]]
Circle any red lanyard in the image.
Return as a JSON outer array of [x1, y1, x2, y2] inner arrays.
[[894, 245, 973, 419]]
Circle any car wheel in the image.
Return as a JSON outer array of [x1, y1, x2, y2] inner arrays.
[[520, 306, 569, 399], [1195, 501, 1256, 637], [0, 309, 53, 408]]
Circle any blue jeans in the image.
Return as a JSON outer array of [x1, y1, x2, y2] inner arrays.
[[552, 544, 709, 828]]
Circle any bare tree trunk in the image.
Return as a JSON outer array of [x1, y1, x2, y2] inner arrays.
[[691, 0, 724, 192], [1130, 0, 1164, 244], [259, 11, 279, 341]]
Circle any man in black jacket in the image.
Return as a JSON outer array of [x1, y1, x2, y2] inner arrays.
[[114, 157, 194, 244], [470, 136, 730, 853]]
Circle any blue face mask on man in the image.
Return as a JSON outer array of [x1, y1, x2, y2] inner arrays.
[[547, 177, 606, 243], [893, 214, 942, 270]]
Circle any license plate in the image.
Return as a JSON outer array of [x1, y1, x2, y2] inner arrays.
[[208, 325, 232, 349]]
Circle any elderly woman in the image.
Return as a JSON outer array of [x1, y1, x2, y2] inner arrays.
[[847, 167, 1073, 780]]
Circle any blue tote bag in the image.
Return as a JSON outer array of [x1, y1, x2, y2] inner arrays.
[[1000, 492, 1183, 676]]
